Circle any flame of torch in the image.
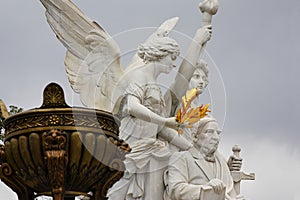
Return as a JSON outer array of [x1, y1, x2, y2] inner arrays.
[[199, 0, 219, 26]]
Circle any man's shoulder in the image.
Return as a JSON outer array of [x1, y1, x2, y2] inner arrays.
[[215, 151, 227, 161], [170, 150, 193, 163], [172, 150, 192, 157]]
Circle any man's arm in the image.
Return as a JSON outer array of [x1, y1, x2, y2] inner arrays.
[[168, 152, 202, 200]]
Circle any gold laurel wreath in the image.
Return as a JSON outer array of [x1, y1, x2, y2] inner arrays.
[[175, 88, 210, 134]]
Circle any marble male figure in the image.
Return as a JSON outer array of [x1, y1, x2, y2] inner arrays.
[[167, 117, 244, 200]]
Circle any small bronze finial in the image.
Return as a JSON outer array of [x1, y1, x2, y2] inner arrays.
[[40, 83, 70, 108]]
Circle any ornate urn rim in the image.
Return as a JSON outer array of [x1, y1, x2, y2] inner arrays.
[[3, 83, 120, 140]]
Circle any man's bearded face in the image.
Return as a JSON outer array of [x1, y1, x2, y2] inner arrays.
[[196, 122, 221, 157]]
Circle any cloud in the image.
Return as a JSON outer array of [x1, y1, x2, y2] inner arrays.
[[219, 133, 300, 200], [244, 138, 300, 200]]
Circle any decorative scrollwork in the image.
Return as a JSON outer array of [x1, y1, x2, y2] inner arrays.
[[4, 110, 120, 137], [1, 163, 13, 176], [43, 129, 67, 151], [0, 144, 5, 164], [101, 171, 125, 198], [43, 129, 68, 199], [98, 118, 120, 135], [109, 158, 125, 172]]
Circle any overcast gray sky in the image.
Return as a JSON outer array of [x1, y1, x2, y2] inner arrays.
[[1, 0, 300, 199]]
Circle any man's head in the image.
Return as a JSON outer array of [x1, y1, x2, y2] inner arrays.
[[193, 117, 221, 159], [189, 59, 209, 95]]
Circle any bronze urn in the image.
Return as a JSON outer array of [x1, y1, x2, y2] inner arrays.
[[0, 83, 130, 200]]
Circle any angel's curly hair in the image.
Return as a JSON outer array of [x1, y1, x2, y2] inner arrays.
[[196, 59, 209, 78], [138, 36, 180, 63]]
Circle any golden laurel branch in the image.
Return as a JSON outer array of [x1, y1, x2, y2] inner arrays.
[[175, 88, 210, 134]]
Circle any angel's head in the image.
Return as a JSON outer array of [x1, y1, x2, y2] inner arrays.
[[138, 36, 180, 64], [189, 59, 209, 95]]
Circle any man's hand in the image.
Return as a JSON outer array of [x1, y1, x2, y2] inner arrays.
[[207, 178, 225, 194], [228, 154, 243, 171]]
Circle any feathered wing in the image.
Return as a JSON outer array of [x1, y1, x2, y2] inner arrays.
[[40, 0, 123, 111]]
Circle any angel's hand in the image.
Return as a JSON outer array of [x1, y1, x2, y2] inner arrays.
[[195, 25, 212, 45], [236, 194, 246, 200], [164, 117, 179, 130]]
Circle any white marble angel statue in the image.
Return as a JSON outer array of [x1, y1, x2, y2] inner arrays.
[[40, 0, 212, 113], [40, 0, 213, 199]]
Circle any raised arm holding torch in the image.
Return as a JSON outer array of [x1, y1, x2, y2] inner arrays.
[[168, 0, 219, 117]]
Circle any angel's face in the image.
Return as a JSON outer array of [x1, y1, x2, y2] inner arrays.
[[158, 53, 177, 74], [189, 69, 208, 95]]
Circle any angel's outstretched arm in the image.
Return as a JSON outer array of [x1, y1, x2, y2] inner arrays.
[[158, 127, 192, 150], [126, 95, 178, 129], [174, 25, 212, 98], [165, 25, 212, 116], [127, 91, 192, 150]]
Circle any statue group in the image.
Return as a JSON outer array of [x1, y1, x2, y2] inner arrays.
[[40, 0, 254, 199]]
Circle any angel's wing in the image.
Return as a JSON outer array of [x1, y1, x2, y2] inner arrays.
[[124, 17, 179, 72], [40, 0, 123, 111]]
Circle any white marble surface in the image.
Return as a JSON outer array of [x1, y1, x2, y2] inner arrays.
[[167, 118, 246, 200]]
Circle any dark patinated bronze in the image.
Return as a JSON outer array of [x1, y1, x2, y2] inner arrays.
[[0, 83, 130, 200]]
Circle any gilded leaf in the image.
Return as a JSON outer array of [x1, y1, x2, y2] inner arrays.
[[176, 109, 181, 122], [181, 88, 197, 114], [178, 129, 183, 135], [181, 108, 193, 122], [175, 88, 210, 134]]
